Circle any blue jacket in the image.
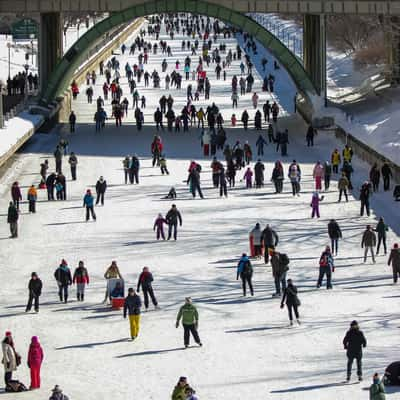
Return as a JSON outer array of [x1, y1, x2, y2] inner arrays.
[[83, 194, 94, 207], [237, 256, 251, 275]]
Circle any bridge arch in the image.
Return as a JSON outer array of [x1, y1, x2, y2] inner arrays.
[[41, 0, 317, 104]]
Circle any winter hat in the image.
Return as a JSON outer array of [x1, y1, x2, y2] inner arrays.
[[31, 336, 39, 344], [394, 243, 399, 249], [350, 320, 358, 327], [255, 223, 260, 228], [61, 259, 67, 266], [5, 331, 11, 337], [179, 376, 187, 383], [86, 189, 91, 194], [52, 385, 62, 393], [31, 272, 37, 278]]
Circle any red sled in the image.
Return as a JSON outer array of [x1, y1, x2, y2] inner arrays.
[[249, 236, 255, 257], [203, 144, 209, 156], [111, 298, 124, 310]]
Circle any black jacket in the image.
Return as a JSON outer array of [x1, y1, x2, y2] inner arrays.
[[137, 272, 154, 291], [166, 208, 182, 225], [328, 221, 342, 239], [96, 180, 107, 194], [262, 227, 279, 247], [54, 266, 73, 286], [343, 328, 367, 357], [281, 284, 299, 306], [7, 205, 18, 223], [28, 278, 42, 296], [123, 294, 142, 316]]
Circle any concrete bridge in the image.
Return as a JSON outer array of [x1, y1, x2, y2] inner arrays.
[[1, 0, 399, 109]]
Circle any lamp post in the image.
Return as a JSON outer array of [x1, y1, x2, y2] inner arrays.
[[24, 63, 29, 101], [7, 42, 11, 79]]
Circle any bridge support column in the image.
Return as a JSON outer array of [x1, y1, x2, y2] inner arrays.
[[303, 14, 327, 102], [39, 13, 63, 93], [384, 16, 400, 84]]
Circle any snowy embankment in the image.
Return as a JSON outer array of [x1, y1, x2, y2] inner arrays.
[[249, 14, 400, 166]]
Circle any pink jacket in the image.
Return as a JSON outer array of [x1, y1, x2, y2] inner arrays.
[[313, 164, 324, 178], [27, 337, 43, 368]]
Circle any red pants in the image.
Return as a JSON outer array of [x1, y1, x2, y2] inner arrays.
[[315, 176, 322, 190], [30, 365, 41, 388], [203, 144, 209, 156]]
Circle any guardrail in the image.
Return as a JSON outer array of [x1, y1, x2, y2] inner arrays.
[[59, 17, 147, 122]]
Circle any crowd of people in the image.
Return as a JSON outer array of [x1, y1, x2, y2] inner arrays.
[[2, 12, 400, 400]]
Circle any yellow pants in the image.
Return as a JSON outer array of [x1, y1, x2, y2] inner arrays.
[[129, 315, 140, 338]]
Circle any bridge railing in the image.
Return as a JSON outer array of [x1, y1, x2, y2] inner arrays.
[[248, 13, 303, 60]]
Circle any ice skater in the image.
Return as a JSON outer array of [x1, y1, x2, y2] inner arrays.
[[176, 297, 202, 348], [153, 213, 167, 240], [310, 192, 324, 218]]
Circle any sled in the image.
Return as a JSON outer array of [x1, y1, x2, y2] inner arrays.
[[249, 235, 255, 257], [107, 278, 125, 309]]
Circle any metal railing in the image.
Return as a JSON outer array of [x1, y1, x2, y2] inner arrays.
[[248, 13, 303, 60]]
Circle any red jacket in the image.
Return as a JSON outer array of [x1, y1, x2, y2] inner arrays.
[[73, 266, 89, 284], [28, 339, 43, 368]]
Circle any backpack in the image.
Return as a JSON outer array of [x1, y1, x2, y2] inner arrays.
[[6, 380, 28, 392], [319, 255, 328, 267], [242, 260, 252, 276], [279, 253, 290, 268]]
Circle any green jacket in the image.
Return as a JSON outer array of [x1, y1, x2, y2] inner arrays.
[[171, 384, 188, 400], [369, 382, 385, 400], [176, 303, 198, 326]]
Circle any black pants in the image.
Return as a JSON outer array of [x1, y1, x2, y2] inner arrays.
[[143, 287, 158, 308], [333, 164, 339, 174], [377, 235, 387, 254], [347, 354, 362, 378], [58, 284, 69, 302], [86, 206, 96, 221], [71, 166, 77, 180], [4, 372, 12, 385], [168, 223, 178, 240], [191, 182, 204, 198], [317, 267, 332, 288], [264, 245, 274, 263], [26, 293, 39, 312], [29, 201, 36, 213], [183, 324, 201, 346], [124, 169, 129, 184], [219, 183, 227, 197], [56, 160, 62, 174], [287, 304, 299, 321], [240, 274, 253, 296], [96, 192, 105, 205], [331, 238, 339, 255], [383, 175, 390, 191], [360, 200, 370, 216], [339, 189, 348, 202], [129, 170, 139, 184], [212, 173, 219, 188], [70, 123, 75, 133], [47, 186, 54, 200], [324, 175, 330, 190], [291, 181, 300, 196], [307, 137, 314, 146]]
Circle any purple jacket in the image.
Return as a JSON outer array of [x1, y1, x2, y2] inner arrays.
[[311, 195, 321, 207], [153, 217, 167, 230], [11, 185, 22, 201]]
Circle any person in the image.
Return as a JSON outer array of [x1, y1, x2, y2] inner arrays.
[[310, 192, 324, 218], [73, 261, 89, 301], [338, 173, 349, 202], [137, 267, 159, 311], [271, 251, 289, 297], [393, 185, 400, 201], [236, 253, 254, 296], [369, 163, 380, 192], [187, 167, 204, 199], [2, 335, 17, 385], [111, 281, 124, 298], [243, 167, 253, 188], [49, 385, 69, 400], [288, 161, 301, 196], [166, 204, 182, 240], [280, 279, 300, 325], [381, 162, 392, 191], [369, 373, 386, 400], [54, 146, 63, 174], [360, 181, 371, 217], [262, 224, 279, 264], [54, 259, 72, 303], [324, 161, 332, 190], [176, 297, 202, 348], [159, 155, 169, 175], [27, 185, 37, 213], [103, 261, 123, 303], [306, 125, 316, 146], [40, 159, 48, 181], [68, 152, 78, 181], [69, 111, 76, 133], [331, 148, 341, 174], [172, 376, 192, 400], [384, 361, 400, 385], [83, 189, 96, 221], [11, 181, 22, 210], [342, 144, 353, 163], [256, 134, 267, 156], [254, 160, 264, 188], [7, 202, 19, 238], [271, 161, 284, 193], [249, 223, 262, 258], [362, 225, 376, 263], [123, 288, 142, 340], [129, 155, 140, 184], [26, 272, 42, 313], [27, 336, 43, 390], [317, 246, 334, 289], [313, 161, 324, 191], [95, 176, 107, 206], [387, 243, 400, 283], [328, 219, 342, 255], [153, 213, 167, 240], [343, 320, 367, 382], [375, 217, 388, 255], [46, 172, 56, 200]]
